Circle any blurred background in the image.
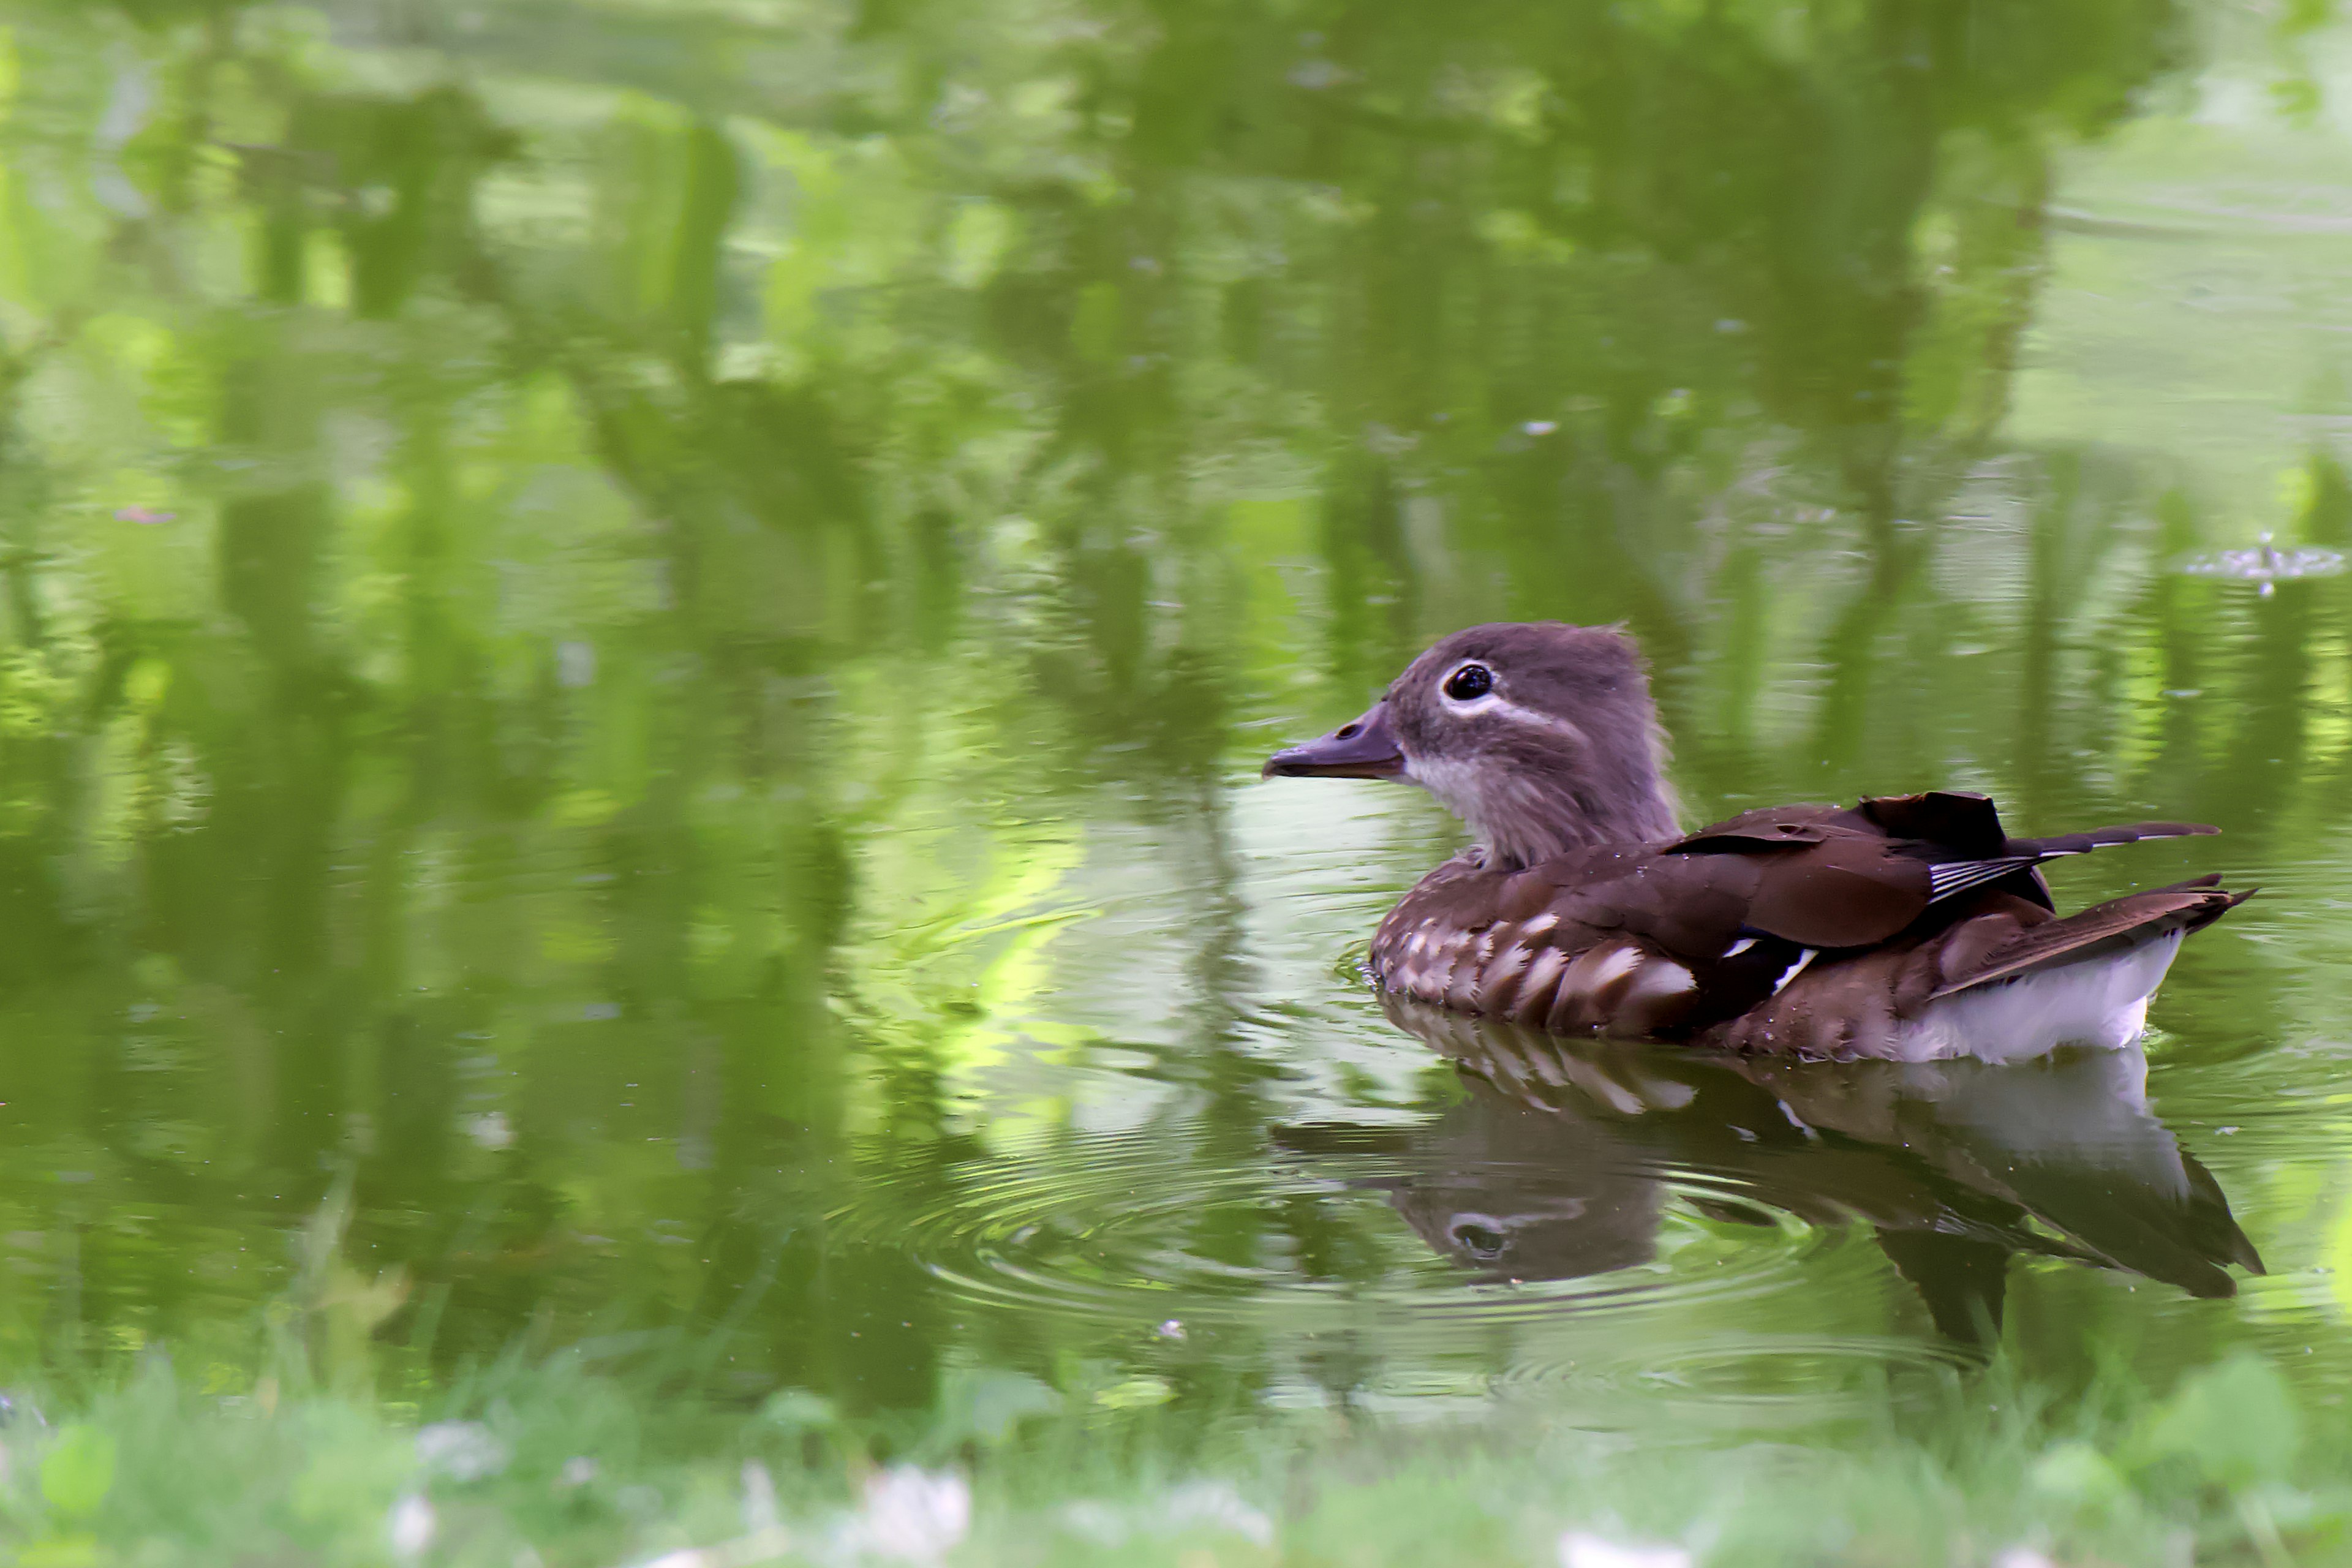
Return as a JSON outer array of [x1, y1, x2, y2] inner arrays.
[[0, 0, 2350, 1447]]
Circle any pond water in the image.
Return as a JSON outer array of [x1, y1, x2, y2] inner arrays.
[[1, 0, 2351, 1448]]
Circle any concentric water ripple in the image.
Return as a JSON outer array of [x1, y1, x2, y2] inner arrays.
[[828, 1121, 1850, 1341], [1491, 1333, 1982, 1430]]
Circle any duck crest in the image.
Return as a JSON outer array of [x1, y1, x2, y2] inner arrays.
[[1264, 622, 2248, 1061]]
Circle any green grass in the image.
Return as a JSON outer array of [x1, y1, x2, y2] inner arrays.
[[7, 1336, 2347, 1567], [5, 1188, 2329, 1566]]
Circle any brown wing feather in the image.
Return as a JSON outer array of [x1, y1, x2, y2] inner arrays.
[[1735, 837, 1933, 948], [1667, 804, 1842, 852], [1848, 791, 2011, 856]]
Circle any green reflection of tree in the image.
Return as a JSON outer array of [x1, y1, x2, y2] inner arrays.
[[0, 0, 2342, 1428]]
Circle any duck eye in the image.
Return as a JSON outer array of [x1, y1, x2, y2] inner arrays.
[[1450, 1219, 1507, 1260], [1442, 663, 1493, 702]]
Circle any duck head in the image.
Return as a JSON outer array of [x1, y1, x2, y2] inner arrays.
[[1263, 621, 1680, 867]]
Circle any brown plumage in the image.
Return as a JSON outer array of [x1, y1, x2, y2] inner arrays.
[[1264, 622, 2249, 1060]]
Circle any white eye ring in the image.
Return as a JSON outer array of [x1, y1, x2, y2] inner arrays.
[[1439, 660, 1497, 707], [1434, 662, 1588, 745]]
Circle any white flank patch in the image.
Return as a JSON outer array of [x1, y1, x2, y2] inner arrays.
[[1770, 948, 1818, 994], [1522, 911, 1559, 936], [1479, 943, 1534, 993], [1581, 945, 1642, 990], [1623, 958, 1694, 1001], [1514, 947, 1568, 1010], [1723, 936, 1756, 957], [1895, 931, 2185, 1063]]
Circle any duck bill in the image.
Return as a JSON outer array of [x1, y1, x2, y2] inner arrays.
[[1262, 703, 1407, 780]]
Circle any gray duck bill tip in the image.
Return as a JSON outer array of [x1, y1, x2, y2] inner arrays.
[[1262, 702, 1406, 780]]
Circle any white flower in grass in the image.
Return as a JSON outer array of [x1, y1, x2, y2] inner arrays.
[[1057, 1500, 1127, 1546], [1559, 1531, 1691, 1568], [858, 1466, 970, 1562], [388, 1493, 437, 1557], [741, 1460, 781, 1532], [417, 1420, 509, 1482], [1162, 1480, 1273, 1548]]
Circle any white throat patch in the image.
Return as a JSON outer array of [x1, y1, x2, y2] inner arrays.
[[1402, 753, 1581, 867]]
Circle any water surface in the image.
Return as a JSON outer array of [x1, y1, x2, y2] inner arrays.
[[1, 0, 2350, 1441]]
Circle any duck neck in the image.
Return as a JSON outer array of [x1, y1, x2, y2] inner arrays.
[[1418, 750, 1683, 871], [1488, 779, 1681, 870]]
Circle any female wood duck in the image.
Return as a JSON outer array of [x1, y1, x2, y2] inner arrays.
[[1263, 621, 2248, 1060]]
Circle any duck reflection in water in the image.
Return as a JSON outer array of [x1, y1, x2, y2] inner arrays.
[[1327, 996, 2264, 1347]]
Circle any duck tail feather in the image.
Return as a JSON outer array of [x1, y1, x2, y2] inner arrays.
[[1928, 883, 2252, 1001], [2008, 821, 2220, 857]]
